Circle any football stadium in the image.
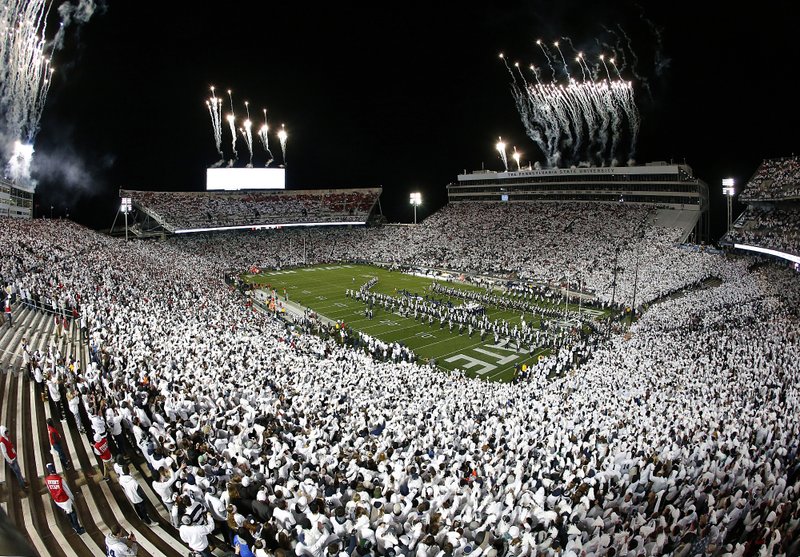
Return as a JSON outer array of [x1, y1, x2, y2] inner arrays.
[[2, 156, 800, 556], [2, 3, 800, 557]]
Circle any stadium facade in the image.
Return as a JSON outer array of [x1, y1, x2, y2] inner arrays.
[[447, 162, 710, 243], [0, 176, 33, 219]]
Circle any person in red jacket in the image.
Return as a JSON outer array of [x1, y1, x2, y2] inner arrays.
[[46, 418, 71, 470], [0, 425, 27, 489], [92, 433, 114, 482], [4, 298, 11, 329], [44, 462, 85, 534]]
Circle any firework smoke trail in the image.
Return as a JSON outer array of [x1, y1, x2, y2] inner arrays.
[[563, 35, 590, 82], [514, 63, 528, 87], [536, 40, 556, 81], [498, 53, 516, 81], [588, 80, 616, 163], [595, 80, 625, 164], [616, 25, 639, 76], [572, 81, 596, 159], [609, 58, 623, 79], [619, 80, 640, 162], [277, 124, 287, 165], [599, 55, 612, 80], [206, 86, 224, 165], [529, 65, 542, 85], [241, 120, 254, 167], [258, 108, 273, 166], [495, 137, 508, 171], [550, 84, 574, 157], [225, 114, 237, 165], [225, 90, 238, 165], [606, 81, 624, 163], [528, 83, 563, 166], [241, 100, 254, 166], [559, 35, 579, 59], [560, 82, 585, 160], [577, 81, 602, 163], [582, 56, 595, 81], [572, 81, 599, 162], [599, 26, 628, 74], [509, 82, 547, 157], [615, 24, 651, 99], [575, 53, 588, 82], [553, 41, 571, 80]]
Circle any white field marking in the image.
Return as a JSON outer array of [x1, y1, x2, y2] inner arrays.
[[486, 348, 547, 380], [413, 331, 487, 354], [484, 341, 533, 355], [473, 347, 519, 366], [443, 354, 496, 375]]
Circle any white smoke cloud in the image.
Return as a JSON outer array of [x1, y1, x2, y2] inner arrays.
[[52, 0, 100, 49], [5, 142, 35, 183], [32, 146, 113, 195]]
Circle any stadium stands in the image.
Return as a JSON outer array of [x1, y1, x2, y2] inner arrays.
[[723, 205, 800, 257], [172, 202, 720, 312], [121, 188, 381, 232], [1, 213, 800, 557], [723, 157, 800, 266], [739, 157, 800, 202]]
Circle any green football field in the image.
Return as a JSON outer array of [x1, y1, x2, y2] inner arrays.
[[245, 264, 594, 382]]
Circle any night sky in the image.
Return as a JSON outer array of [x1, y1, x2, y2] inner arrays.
[[28, 1, 800, 241]]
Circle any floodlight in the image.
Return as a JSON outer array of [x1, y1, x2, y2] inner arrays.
[[410, 192, 422, 224], [722, 178, 735, 234]]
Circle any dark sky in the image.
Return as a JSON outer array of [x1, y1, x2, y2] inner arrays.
[[29, 1, 800, 241]]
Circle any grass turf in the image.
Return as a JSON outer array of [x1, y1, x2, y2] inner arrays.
[[244, 264, 587, 382]]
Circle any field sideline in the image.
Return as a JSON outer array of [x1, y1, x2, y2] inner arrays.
[[245, 264, 587, 382]]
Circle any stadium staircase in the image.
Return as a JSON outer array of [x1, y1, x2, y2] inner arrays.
[[650, 208, 700, 243], [0, 303, 231, 557]]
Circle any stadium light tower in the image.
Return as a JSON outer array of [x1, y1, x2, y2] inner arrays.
[[121, 197, 132, 241], [410, 192, 422, 224], [722, 178, 735, 234]]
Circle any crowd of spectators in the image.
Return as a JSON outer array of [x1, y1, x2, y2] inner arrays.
[[123, 189, 380, 231], [739, 157, 800, 202], [2, 212, 800, 557], [172, 202, 720, 312], [723, 205, 800, 256]]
